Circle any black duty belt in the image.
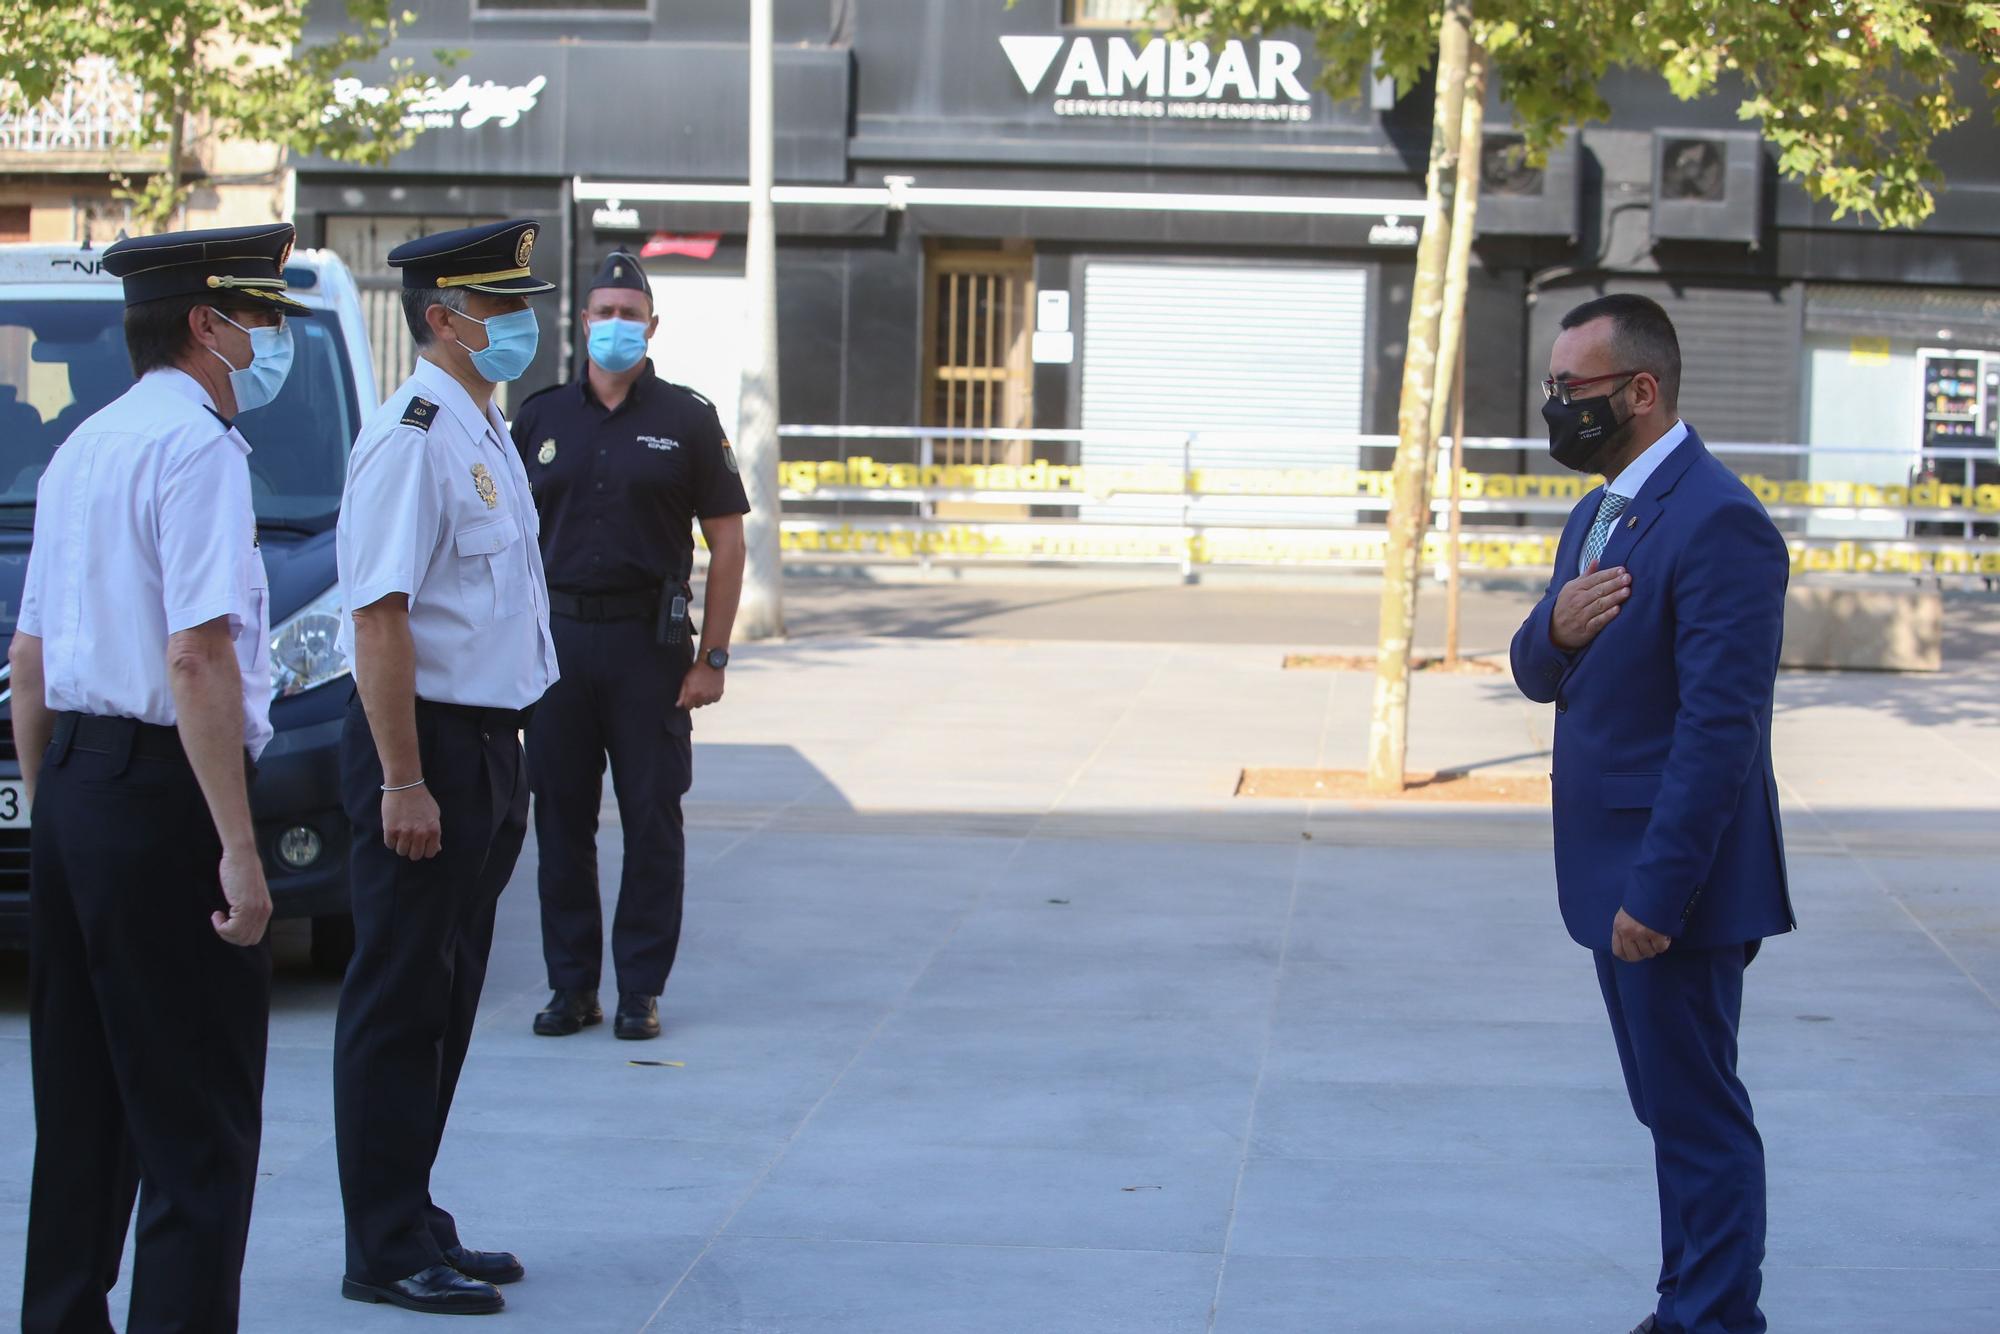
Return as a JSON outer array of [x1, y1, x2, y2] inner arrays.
[[415, 698, 536, 732], [54, 712, 186, 763], [548, 586, 661, 623]]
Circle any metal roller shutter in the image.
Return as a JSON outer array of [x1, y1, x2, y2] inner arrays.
[[1526, 279, 1803, 446], [1804, 283, 2000, 351], [1079, 261, 1368, 525]]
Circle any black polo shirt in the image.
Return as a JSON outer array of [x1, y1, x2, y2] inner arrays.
[[511, 361, 750, 596]]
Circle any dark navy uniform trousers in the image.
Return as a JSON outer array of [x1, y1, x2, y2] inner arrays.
[[24, 716, 271, 1334], [525, 612, 693, 998], [333, 695, 528, 1284], [1597, 942, 1767, 1334]]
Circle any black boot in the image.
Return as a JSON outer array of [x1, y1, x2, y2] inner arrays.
[[614, 993, 660, 1040], [533, 988, 602, 1036]]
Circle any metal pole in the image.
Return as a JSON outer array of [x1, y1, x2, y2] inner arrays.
[[1444, 326, 1467, 668], [1182, 431, 1196, 583], [735, 0, 786, 639]]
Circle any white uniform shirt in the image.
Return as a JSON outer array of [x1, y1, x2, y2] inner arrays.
[[18, 369, 273, 758], [336, 357, 558, 710]]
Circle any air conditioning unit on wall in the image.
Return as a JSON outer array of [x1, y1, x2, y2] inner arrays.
[[1476, 131, 1581, 239], [1651, 129, 1766, 245]]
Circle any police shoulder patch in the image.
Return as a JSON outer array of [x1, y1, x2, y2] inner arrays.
[[401, 396, 439, 430]]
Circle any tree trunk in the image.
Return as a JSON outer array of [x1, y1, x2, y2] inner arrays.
[[1427, 46, 1487, 471], [735, 0, 786, 640], [1364, 0, 1475, 795], [160, 18, 199, 227], [163, 103, 184, 226], [1444, 331, 1468, 668], [1432, 48, 1486, 670]]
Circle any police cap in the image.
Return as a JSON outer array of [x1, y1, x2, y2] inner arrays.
[[588, 251, 651, 302], [389, 219, 556, 296], [100, 222, 312, 314]]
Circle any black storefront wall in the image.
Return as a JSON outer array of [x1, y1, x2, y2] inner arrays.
[[292, 0, 2000, 449], [306, 0, 841, 46], [578, 213, 1440, 437], [848, 0, 1428, 176], [299, 42, 850, 183], [297, 0, 1455, 431], [607, 227, 926, 432], [294, 29, 855, 397]]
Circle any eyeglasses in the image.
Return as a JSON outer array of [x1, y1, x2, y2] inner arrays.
[[1541, 370, 1641, 406]]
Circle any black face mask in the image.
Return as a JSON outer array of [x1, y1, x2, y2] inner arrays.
[[1542, 384, 1631, 473]]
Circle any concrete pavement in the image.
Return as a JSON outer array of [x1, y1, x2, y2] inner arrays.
[[1, 582, 1997, 1331]]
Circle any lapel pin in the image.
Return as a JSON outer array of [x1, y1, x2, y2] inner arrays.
[[1626, 516, 1637, 528]]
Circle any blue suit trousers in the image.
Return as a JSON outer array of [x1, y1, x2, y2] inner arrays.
[[1595, 945, 1767, 1334]]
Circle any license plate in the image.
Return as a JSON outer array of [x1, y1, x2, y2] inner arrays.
[[0, 780, 26, 829]]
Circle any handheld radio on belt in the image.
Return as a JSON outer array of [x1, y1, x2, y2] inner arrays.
[[656, 555, 696, 649]]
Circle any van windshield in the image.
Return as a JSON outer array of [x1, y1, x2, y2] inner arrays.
[[0, 296, 360, 530]]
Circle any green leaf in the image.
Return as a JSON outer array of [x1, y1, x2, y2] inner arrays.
[[0, 0, 454, 217]]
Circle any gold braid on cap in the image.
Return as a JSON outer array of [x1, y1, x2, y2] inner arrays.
[[436, 267, 531, 289], [205, 274, 288, 292]]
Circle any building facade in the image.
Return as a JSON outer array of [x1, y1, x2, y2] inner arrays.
[[290, 0, 2000, 565], [0, 57, 290, 245]]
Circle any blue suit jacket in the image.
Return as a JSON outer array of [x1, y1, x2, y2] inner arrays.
[[1511, 429, 1796, 950]]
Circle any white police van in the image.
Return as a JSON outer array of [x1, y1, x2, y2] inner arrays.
[[0, 239, 376, 970]]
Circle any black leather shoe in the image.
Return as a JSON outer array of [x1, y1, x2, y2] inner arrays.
[[341, 1264, 504, 1315], [533, 988, 602, 1036], [614, 992, 660, 1040], [444, 1245, 525, 1285]]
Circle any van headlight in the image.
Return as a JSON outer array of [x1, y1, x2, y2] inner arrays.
[[270, 586, 349, 699]]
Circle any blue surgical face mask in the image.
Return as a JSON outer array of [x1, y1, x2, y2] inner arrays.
[[209, 309, 294, 413], [587, 316, 649, 374], [452, 306, 540, 383]]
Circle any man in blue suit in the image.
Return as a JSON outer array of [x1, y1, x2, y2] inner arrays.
[[1510, 294, 1795, 1334]]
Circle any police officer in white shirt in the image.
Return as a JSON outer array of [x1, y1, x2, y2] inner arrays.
[[9, 222, 303, 1334], [331, 219, 558, 1318]]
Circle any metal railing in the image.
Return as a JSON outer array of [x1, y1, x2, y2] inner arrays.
[[0, 58, 149, 155], [773, 425, 2000, 580]]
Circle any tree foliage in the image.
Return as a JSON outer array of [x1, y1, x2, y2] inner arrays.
[[0, 1, 454, 225], [1161, 0, 2000, 229]]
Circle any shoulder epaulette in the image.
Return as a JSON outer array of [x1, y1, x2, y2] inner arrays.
[[663, 380, 717, 411], [517, 381, 565, 409], [400, 396, 438, 430]]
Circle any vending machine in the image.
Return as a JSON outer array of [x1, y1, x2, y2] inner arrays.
[[1914, 348, 2000, 539]]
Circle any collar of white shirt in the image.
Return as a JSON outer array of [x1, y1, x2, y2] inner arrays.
[[410, 356, 509, 448], [145, 367, 251, 452], [1605, 418, 1689, 501]]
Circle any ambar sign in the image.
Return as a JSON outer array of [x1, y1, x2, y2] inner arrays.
[[1002, 34, 1314, 123]]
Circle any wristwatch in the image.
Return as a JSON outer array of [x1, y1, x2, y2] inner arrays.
[[705, 648, 730, 670]]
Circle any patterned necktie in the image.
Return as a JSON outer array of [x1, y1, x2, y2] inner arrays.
[[1580, 492, 1630, 574]]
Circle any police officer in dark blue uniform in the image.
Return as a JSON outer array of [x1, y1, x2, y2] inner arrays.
[[512, 252, 749, 1041]]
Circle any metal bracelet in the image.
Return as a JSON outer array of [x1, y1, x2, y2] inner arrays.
[[380, 777, 427, 793]]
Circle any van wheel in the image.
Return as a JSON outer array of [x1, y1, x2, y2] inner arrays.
[[310, 913, 355, 977]]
